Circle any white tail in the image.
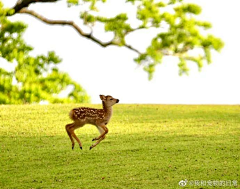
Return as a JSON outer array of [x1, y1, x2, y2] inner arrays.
[[65, 95, 119, 150]]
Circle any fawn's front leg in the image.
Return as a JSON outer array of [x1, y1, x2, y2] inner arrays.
[[90, 125, 108, 150]]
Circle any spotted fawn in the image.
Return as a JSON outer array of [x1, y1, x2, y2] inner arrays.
[[65, 95, 119, 150]]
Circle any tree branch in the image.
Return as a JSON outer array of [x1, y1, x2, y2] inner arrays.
[[18, 8, 142, 54], [12, 0, 58, 14], [8, 0, 142, 55]]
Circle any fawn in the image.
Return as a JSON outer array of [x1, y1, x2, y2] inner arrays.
[[65, 95, 119, 150]]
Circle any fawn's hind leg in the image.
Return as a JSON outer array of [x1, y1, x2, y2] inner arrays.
[[66, 123, 75, 149], [66, 122, 83, 150]]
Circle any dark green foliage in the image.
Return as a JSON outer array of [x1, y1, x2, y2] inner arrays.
[[0, 3, 90, 104]]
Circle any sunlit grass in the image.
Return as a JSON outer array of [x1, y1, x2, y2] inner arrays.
[[0, 104, 239, 188]]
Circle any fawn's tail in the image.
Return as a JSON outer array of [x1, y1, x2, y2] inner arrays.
[[69, 109, 76, 120]]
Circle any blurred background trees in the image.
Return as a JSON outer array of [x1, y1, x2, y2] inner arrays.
[[0, 2, 90, 104]]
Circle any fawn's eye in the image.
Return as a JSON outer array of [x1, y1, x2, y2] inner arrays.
[[110, 98, 113, 100]]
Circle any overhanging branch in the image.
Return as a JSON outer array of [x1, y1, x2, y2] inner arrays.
[[8, 0, 142, 54], [18, 8, 142, 54]]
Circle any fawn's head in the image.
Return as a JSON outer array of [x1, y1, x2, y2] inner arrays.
[[100, 95, 119, 107]]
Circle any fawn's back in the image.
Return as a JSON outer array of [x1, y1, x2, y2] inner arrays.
[[69, 107, 105, 123]]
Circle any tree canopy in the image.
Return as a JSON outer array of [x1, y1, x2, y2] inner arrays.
[[0, 2, 90, 104], [7, 0, 224, 79], [0, 0, 224, 103]]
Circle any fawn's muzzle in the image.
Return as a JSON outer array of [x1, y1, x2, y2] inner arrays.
[[116, 99, 119, 103]]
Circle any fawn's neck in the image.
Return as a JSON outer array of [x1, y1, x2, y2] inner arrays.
[[102, 101, 112, 117]]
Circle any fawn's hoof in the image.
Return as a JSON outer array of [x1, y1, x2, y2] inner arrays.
[[92, 138, 96, 141], [80, 146, 82, 150], [72, 146, 74, 150], [89, 146, 93, 150]]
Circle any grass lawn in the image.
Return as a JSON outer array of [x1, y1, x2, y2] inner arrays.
[[0, 104, 239, 189]]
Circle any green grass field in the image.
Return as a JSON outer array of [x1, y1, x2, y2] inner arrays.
[[0, 104, 239, 189]]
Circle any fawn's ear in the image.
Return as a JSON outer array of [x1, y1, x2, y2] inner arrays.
[[99, 95, 106, 101]]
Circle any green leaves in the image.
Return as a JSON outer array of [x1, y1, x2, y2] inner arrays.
[[99, 14, 131, 45], [133, 1, 224, 78], [68, 0, 106, 10], [202, 34, 224, 51], [76, 0, 224, 79], [178, 58, 189, 75], [137, 0, 163, 27], [67, 0, 79, 6], [174, 3, 202, 15], [2, 0, 224, 83], [0, 6, 90, 104], [0, 18, 31, 62]]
